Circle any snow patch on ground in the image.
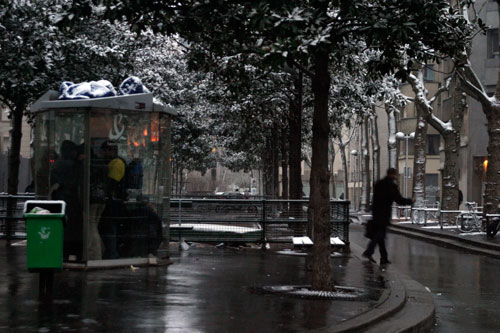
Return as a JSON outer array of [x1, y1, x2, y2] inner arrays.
[[173, 223, 261, 234], [458, 232, 486, 236], [276, 249, 344, 257], [261, 285, 367, 300]]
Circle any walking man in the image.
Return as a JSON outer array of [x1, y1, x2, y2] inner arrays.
[[362, 168, 414, 265]]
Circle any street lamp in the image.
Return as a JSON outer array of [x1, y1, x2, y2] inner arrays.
[[395, 131, 415, 198], [350, 149, 359, 211]]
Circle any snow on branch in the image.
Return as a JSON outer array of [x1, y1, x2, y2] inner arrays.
[[407, 72, 430, 109], [456, 61, 493, 107], [429, 76, 452, 104], [407, 71, 453, 135], [430, 113, 453, 134]]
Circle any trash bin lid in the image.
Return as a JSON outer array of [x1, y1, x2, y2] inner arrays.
[[23, 200, 66, 215]]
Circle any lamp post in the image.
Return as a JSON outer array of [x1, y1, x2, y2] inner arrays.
[[350, 149, 359, 211], [395, 131, 415, 198]]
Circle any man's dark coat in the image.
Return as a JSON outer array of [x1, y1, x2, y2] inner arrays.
[[371, 176, 412, 228]]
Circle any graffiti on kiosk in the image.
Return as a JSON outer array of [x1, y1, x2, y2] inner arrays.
[[38, 227, 51, 240], [109, 114, 125, 140]]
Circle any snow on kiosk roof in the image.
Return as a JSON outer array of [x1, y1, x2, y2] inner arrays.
[[30, 90, 177, 116]]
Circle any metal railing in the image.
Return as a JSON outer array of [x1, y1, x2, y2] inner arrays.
[[395, 202, 487, 230], [169, 198, 350, 246], [1, 194, 350, 248], [0, 193, 35, 240]]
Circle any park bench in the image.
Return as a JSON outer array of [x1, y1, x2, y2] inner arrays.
[[292, 236, 345, 250]]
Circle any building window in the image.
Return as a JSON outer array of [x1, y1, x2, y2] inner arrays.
[[423, 64, 435, 81], [1, 109, 8, 121], [488, 29, 499, 59], [426, 134, 440, 155], [1, 136, 8, 153]]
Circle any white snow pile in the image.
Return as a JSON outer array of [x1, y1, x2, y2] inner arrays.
[[261, 285, 367, 300], [177, 223, 261, 234], [119, 76, 150, 95], [276, 249, 344, 257], [59, 76, 149, 100]]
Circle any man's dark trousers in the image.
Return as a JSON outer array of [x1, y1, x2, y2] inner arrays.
[[363, 229, 388, 262]]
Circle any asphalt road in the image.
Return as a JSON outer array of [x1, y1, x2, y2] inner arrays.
[[350, 224, 500, 332]]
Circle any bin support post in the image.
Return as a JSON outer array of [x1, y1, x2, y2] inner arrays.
[[5, 196, 16, 247], [38, 271, 54, 299]]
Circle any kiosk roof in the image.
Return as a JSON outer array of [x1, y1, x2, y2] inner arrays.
[[30, 90, 177, 116]]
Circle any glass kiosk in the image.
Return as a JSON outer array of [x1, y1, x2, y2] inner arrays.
[[30, 91, 175, 268]]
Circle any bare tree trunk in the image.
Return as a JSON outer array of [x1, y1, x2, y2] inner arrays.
[[412, 107, 428, 207], [370, 112, 380, 183], [453, 3, 500, 215], [329, 139, 336, 198], [360, 115, 371, 212], [440, 83, 466, 217], [339, 137, 349, 200], [482, 14, 500, 214], [273, 123, 280, 199], [386, 105, 398, 170], [407, 71, 465, 217], [7, 104, 24, 195], [309, 49, 334, 291], [6, 103, 24, 246], [456, 62, 500, 214], [287, 75, 303, 226], [281, 125, 289, 199], [483, 105, 500, 214], [179, 168, 185, 194], [263, 137, 274, 197], [289, 72, 303, 200]]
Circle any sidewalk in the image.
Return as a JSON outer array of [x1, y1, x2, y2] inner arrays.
[[389, 218, 500, 259], [0, 239, 433, 332]]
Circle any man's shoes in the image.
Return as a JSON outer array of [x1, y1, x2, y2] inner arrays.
[[362, 252, 376, 263], [380, 259, 392, 265]]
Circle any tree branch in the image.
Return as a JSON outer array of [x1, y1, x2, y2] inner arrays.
[[290, 59, 314, 78], [456, 63, 492, 107], [429, 76, 452, 104], [407, 71, 450, 135]]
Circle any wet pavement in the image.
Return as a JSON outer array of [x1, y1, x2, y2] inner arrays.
[[392, 219, 500, 250], [0, 240, 386, 332], [350, 224, 500, 332]]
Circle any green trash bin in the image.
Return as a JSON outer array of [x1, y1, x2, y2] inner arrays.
[[24, 200, 66, 271]]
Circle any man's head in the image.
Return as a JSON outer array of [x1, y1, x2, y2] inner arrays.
[[387, 168, 398, 181]]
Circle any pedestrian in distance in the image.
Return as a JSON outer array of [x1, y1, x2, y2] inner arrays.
[[362, 168, 415, 266]]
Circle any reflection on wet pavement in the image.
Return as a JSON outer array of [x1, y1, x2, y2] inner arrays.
[[350, 224, 500, 332], [0, 241, 386, 332]]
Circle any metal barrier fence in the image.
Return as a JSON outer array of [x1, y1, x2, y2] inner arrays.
[[0, 193, 34, 240], [169, 198, 350, 246], [1, 194, 350, 248]]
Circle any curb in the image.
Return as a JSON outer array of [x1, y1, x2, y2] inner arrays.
[[389, 224, 500, 259], [310, 242, 435, 332]]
